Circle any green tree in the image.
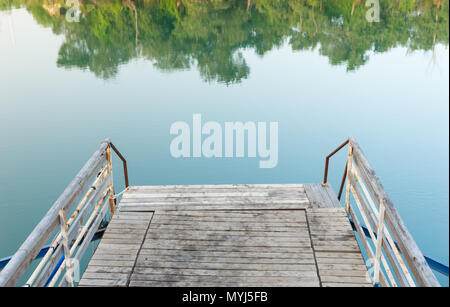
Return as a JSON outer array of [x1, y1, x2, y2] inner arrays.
[[2, 0, 448, 82]]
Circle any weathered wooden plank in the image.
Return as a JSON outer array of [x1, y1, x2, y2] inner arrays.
[[311, 235, 356, 241], [130, 274, 319, 284], [102, 228, 148, 235], [92, 249, 140, 256], [305, 183, 335, 208], [308, 226, 354, 233], [139, 249, 314, 259], [88, 260, 136, 267], [149, 220, 307, 228], [90, 254, 137, 262], [319, 269, 369, 277], [119, 229, 310, 239], [82, 272, 130, 280], [133, 267, 318, 277], [78, 278, 127, 287], [310, 231, 355, 237], [107, 220, 150, 228], [114, 211, 154, 217], [317, 263, 368, 271], [313, 245, 360, 252], [321, 275, 370, 284], [129, 280, 320, 287], [99, 238, 145, 245], [126, 188, 306, 195], [137, 255, 315, 265], [119, 203, 310, 211], [150, 219, 307, 227], [108, 218, 152, 225], [315, 252, 362, 259], [144, 233, 310, 242], [322, 282, 372, 287], [314, 245, 361, 252], [306, 207, 369, 286], [119, 196, 309, 204], [307, 208, 346, 213], [134, 261, 317, 271], [151, 215, 307, 223], [307, 216, 351, 223], [307, 212, 348, 218], [102, 233, 152, 240], [94, 243, 141, 251], [140, 246, 312, 253], [322, 184, 342, 208], [147, 224, 308, 232], [128, 184, 305, 191], [144, 233, 311, 243], [84, 266, 133, 274], [109, 215, 154, 221], [316, 257, 365, 265], [122, 191, 308, 199], [308, 224, 353, 230], [148, 210, 305, 217], [142, 239, 311, 248]]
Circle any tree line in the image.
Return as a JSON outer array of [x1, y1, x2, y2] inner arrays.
[[2, 0, 448, 83]]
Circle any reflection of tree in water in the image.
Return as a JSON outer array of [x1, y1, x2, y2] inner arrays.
[[1, 0, 448, 83]]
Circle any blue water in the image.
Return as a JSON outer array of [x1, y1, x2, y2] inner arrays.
[[0, 3, 448, 285]]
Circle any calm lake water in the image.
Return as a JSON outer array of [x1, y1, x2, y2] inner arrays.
[[0, 1, 448, 285]]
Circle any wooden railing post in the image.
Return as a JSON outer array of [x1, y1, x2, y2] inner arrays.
[[0, 140, 109, 287], [344, 143, 353, 213], [373, 200, 386, 284], [106, 145, 115, 215], [58, 209, 74, 287]]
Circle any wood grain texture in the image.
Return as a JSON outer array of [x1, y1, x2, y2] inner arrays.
[[304, 183, 342, 208], [79, 184, 371, 287], [307, 207, 371, 287]]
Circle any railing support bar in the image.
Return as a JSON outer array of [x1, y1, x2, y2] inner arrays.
[[344, 144, 353, 212], [58, 210, 73, 287], [106, 146, 115, 215], [337, 161, 347, 201], [373, 201, 386, 284]]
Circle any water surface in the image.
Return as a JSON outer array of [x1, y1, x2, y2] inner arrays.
[[0, 0, 448, 285]]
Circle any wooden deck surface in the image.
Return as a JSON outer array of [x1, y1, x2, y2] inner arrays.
[[79, 184, 371, 287]]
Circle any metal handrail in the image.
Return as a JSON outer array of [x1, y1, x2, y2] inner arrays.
[[109, 142, 129, 188], [322, 138, 349, 200]]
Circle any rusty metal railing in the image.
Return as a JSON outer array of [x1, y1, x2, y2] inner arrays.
[[322, 138, 349, 200], [110, 142, 129, 188]]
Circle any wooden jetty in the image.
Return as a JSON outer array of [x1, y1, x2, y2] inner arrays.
[[0, 138, 440, 287]]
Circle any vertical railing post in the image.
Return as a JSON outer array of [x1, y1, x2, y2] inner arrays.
[[344, 143, 353, 213], [106, 145, 115, 215], [58, 209, 74, 287], [373, 200, 386, 284]]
